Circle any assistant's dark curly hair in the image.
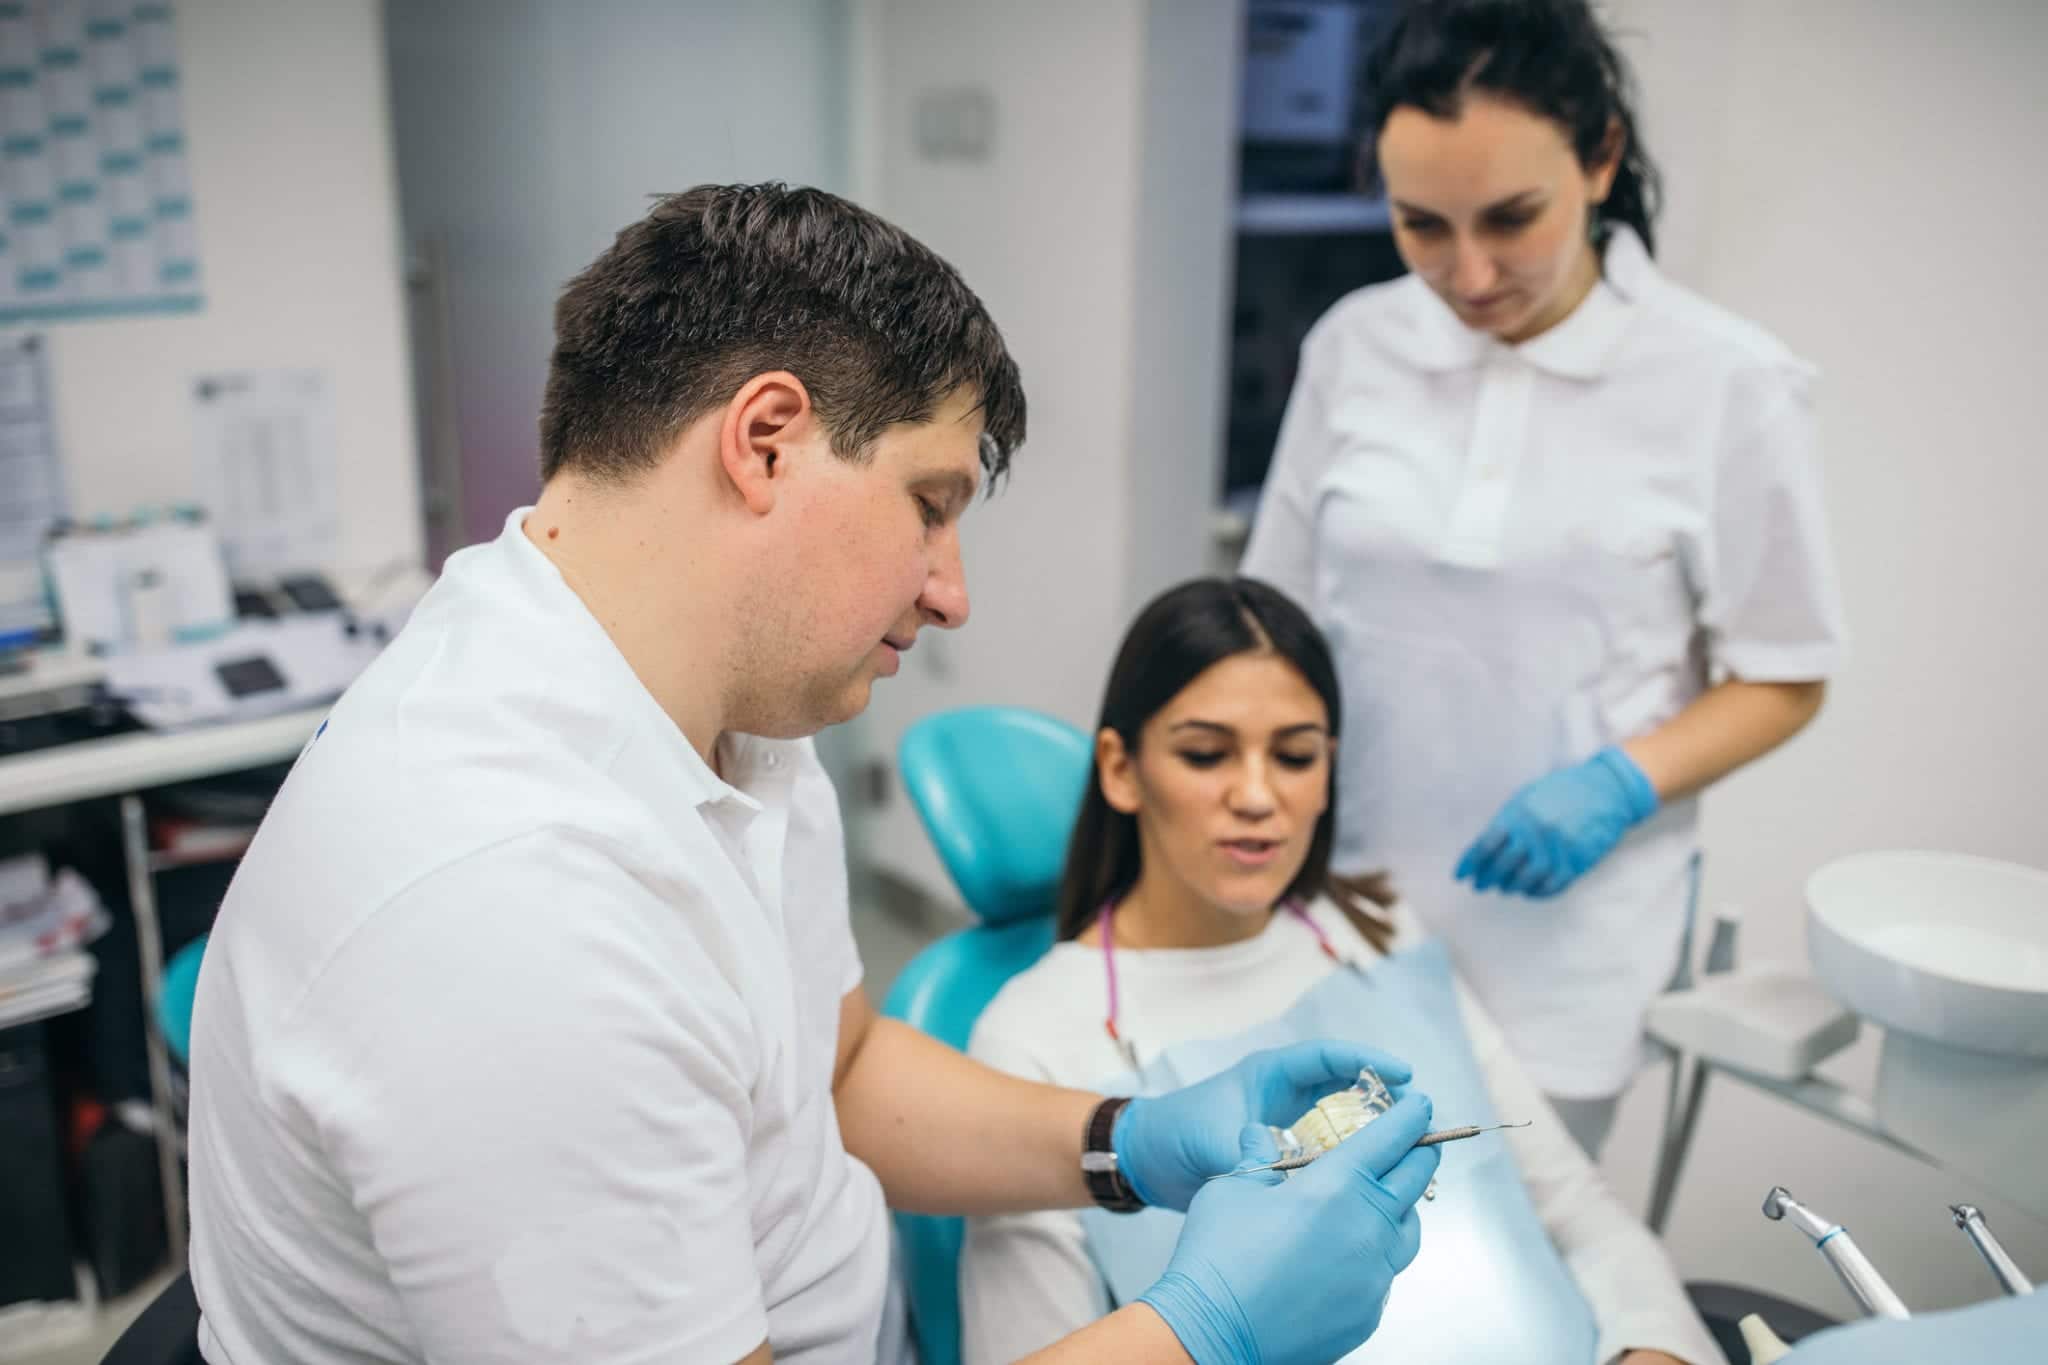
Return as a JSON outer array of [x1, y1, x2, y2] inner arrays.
[[1361, 0, 1663, 254]]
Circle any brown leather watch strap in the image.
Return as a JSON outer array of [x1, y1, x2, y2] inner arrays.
[[1081, 1096, 1145, 1213]]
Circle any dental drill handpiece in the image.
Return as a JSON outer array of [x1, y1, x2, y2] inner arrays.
[[1951, 1204, 2035, 1296], [1762, 1186, 1910, 1320]]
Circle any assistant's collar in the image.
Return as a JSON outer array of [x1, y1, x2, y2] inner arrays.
[[1404, 224, 1655, 380]]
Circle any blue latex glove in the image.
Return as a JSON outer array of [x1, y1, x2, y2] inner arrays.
[[1112, 1040, 1414, 1211], [1455, 746, 1659, 899], [1139, 1094, 1440, 1365]]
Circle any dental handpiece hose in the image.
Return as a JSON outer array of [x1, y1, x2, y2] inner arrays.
[[1762, 1186, 1910, 1320], [1952, 1204, 2034, 1296]]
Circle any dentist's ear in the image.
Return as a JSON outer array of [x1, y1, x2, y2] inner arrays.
[[718, 371, 813, 516], [1097, 729, 1142, 816]]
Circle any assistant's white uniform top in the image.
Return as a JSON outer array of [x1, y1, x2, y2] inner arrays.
[[1241, 228, 1847, 1096], [187, 511, 890, 1363]]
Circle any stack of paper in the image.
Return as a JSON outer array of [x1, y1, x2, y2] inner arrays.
[[0, 854, 106, 1028], [43, 519, 237, 654]]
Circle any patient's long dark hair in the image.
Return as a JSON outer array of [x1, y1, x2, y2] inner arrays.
[[1052, 577, 1394, 951]]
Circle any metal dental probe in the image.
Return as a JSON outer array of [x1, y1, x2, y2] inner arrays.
[[1412, 1121, 1532, 1147], [1210, 1121, 1532, 1179]]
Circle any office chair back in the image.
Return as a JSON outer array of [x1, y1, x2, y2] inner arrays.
[[100, 1270, 203, 1365]]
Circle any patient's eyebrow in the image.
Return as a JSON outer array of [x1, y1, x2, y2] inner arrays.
[[1168, 720, 1326, 738]]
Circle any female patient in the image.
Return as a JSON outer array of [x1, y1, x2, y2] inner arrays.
[[960, 578, 1723, 1365]]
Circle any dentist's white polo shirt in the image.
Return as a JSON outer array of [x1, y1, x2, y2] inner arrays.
[[187, 510, 889, 1363]]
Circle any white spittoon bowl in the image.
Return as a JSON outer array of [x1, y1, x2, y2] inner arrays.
[[1806, 850, 2048, 1059]]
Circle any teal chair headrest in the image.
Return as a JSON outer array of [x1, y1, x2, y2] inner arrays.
[[896, 706, 1093, 925], [160, 935, 208, 1068], [883, 706, 1093, 1365]]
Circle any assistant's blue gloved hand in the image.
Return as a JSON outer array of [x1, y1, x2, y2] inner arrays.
[[1139, 1095, 1440, 1365], [1112, 1040, 1414, 1211], [1455, 746, 1659, 899]]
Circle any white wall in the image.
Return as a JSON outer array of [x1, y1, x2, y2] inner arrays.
[[1602, 0, 2048, 1315], [51, 0, 420, 579], [1126, 0, 1242, 624], [383, 0, 851, 552], [853, 0, 1239, 900]]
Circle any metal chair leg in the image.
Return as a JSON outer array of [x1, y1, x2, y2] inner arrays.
[[122, 794, 187, 1267], [1648, 1054, 1711, 1235]]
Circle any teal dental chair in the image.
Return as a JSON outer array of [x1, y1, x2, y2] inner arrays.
[[880, 706, 1093, 1365], [159, 935, 208, 1068]]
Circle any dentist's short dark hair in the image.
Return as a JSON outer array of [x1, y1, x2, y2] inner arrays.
[[539, 183, 1026, 484]]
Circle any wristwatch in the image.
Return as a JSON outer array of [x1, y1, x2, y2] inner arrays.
[[1081, 1096, 1145, 1213]]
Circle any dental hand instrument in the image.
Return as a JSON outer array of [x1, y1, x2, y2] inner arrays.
[[1761, 1186, 1910, 1319], [1211, 1121, 1531, 1178], [1951, 1203, 2034, 1295], [1414, 1121, 1531, 1146]]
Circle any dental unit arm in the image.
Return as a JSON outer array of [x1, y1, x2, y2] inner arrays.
[[1950, 1203, 2034, 1297]]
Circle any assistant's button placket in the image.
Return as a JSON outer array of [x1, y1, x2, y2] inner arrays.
[[1439, 346, 1531, 569]]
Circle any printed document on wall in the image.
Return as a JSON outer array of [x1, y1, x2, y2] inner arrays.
[[191, 370, 339, 577], [0, 330, 62, 640]]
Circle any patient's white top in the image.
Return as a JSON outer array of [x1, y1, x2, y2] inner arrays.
[[187, 510, 889, 1364], [961, 901, 1727, 1365]]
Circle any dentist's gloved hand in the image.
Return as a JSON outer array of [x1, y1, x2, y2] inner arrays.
[[1456, 746, 1659, 899], [1112, 1040, 1413, 1211], [1139, 1094, 1440, 1365]]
